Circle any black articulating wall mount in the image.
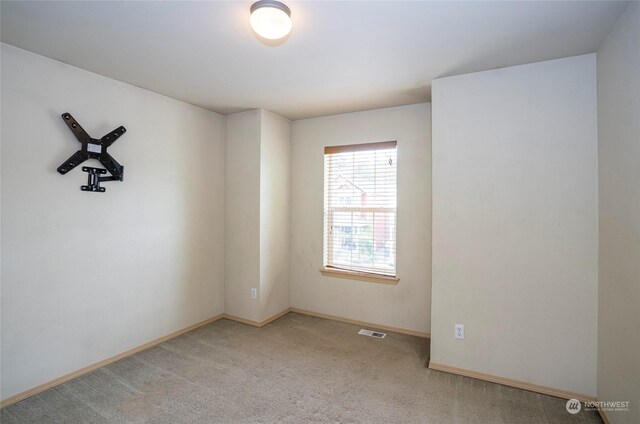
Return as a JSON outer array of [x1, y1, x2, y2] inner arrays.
[[57, 112, 126, 192]]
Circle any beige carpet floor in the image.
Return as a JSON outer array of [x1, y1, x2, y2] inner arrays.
[[1, 312, 602, 423]]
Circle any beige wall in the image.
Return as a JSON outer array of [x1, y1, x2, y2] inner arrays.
[[0, 43, 225, 401], [225, 109, 291, 322], [224, 110, 261, 321], [259, 110, 291, 320], [430, 55, 598, 396], [596, 3, 640, 423], [290, 104, 432, 334]]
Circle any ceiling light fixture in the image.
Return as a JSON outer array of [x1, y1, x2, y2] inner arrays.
[[250, 0, 292, 40]]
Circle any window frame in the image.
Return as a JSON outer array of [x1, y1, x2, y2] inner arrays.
[[320, 141, 399, 285]]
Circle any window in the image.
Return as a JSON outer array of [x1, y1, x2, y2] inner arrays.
[[322, 141, 397, 281]]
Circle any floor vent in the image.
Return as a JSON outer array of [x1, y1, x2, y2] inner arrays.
[[358, 329, 387, 339]]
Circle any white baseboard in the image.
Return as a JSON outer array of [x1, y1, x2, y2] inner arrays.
[[222, 308, 291, 328], [428, 361, 597, 402], [290, 307, 430, 338], [0, 313, 225, 408]]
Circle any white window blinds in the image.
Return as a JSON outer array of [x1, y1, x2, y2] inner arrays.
[[323, 141, 397, 277]]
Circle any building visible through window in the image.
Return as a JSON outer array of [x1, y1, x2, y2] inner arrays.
[[323, 141, 397, 277]]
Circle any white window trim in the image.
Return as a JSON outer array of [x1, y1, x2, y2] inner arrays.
[[321, 141, 398, 282], [320, 266, 399, 285]]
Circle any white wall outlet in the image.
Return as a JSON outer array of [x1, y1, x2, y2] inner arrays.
[[454, 324, 464, 340], [251, 288, 257, 299]]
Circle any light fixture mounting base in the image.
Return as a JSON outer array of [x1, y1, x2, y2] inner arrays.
[[250, 0, 291, 17]]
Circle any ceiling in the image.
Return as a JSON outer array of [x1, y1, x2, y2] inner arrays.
[[0, 1, 629, 120]]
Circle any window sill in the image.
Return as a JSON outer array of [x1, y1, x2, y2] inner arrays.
[[320, 267, 399, 285]]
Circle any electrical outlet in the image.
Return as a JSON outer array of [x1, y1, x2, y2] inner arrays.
[[251, 288, 257, 299], [454, 324, 464, 340]]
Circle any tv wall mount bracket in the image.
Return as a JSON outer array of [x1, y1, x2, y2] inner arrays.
[[57, 113, 126, 192]]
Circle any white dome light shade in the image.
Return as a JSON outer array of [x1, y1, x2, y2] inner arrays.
[[250, 1, 292, 40]]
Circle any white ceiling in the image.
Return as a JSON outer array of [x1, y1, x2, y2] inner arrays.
[[0, 1, 629, 120]]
